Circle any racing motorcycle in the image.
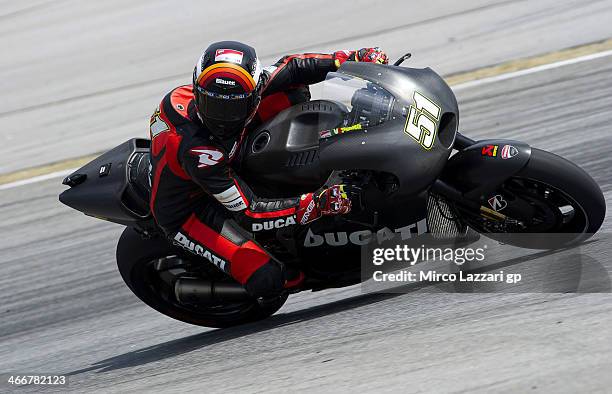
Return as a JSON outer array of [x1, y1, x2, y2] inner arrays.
[[59, 57, 606, 328]]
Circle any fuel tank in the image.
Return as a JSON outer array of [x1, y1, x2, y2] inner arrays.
[[240, 100, 343, 197], [240, 62, 459, 198]]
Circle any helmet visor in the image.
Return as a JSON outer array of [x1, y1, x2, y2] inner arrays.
[[196, 86, 254, 122]]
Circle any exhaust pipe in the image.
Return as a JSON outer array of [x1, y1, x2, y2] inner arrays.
[[174, 277, 251, 305]]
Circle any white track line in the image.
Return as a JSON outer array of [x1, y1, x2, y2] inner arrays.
[[452, 49, 612, 90], [2, 48, 612, 191], [0, 168, 77, 191]]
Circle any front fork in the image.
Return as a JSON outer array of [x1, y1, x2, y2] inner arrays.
[[454, 132, 476, 150], [430, 179, 508, 222], [432, 132, 511, 223]]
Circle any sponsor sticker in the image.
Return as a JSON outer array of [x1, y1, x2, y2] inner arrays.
[[500, 144, 518, 159], [190, 147, 224, 168], [319, 123, 363, 139], [252, 216, 297, 232], [481, 144, 518, 159], [215, 78, 236, 86], [215, 49, 244, 64], [150, 107, 170, 139], [304, 218, 428, 247], [263, 65, 278, 74], [300, 200, 317, 225], [481, 145, 498, 157], [487, 194, 508, 211], [99, 163, 111, 177], [225, 199, 247, 210], [213, 185, 247, 212], [173, 232, 227, 272], [319, 129, 333, 139]]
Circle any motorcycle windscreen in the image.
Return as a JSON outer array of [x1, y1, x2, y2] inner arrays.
[[318, 72, 395, 132]]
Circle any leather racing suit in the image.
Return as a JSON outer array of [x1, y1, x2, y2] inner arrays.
[[148, 50, 381, 295]]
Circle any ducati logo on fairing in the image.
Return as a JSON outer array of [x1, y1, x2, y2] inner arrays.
[[173, 232, 227, 271], [252, 216, 297, 232], [304, 218, 428, 247], [500, 144, 518, 159], [190, 147, 224, 168]]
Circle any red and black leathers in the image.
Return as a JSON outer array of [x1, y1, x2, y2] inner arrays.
[[149, 49, 385, 296], [150, 53, 338, 232]]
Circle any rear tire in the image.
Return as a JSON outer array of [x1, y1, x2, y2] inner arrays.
[[116, 227, 287, 328]]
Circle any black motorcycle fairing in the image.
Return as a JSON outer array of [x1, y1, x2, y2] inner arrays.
[[338, 62, 459, 129], [240, 100, 346, 197], [289, 191, 429, 281], [60, 63, 457, 270], [441, 139, 532, 198], [59, 138, 152, 226], [320, 64, 459, 197], [241, 63, 459, 198]]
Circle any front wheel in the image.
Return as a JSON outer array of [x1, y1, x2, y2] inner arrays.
[[116, 227, 287, 328], [458, 148, 606, 249]]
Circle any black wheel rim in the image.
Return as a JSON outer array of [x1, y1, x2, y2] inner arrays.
[[465, 176, 589, 240]]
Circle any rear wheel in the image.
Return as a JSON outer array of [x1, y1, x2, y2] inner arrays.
[[459, 148, 605, 249], [116, 227, 287, 328]]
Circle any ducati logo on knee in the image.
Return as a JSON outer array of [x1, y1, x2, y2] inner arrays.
[[173, 232, 228, 272]]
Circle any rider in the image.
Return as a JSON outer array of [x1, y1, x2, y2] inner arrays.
[[149, 41, 388, 299]]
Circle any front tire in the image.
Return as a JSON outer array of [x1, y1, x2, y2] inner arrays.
[[461, 148, 606, 248], [116, 227, 287, 328]]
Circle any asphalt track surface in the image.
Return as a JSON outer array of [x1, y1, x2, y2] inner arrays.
[[1, 1, 612, 393], [3, 0, 612, 173]]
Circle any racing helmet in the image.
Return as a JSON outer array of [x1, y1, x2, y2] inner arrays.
[[192, 41, 264, 140]]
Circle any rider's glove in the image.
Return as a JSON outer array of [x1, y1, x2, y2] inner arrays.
[[296, 185, 352, 225], [334, 47, 389, 68]]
